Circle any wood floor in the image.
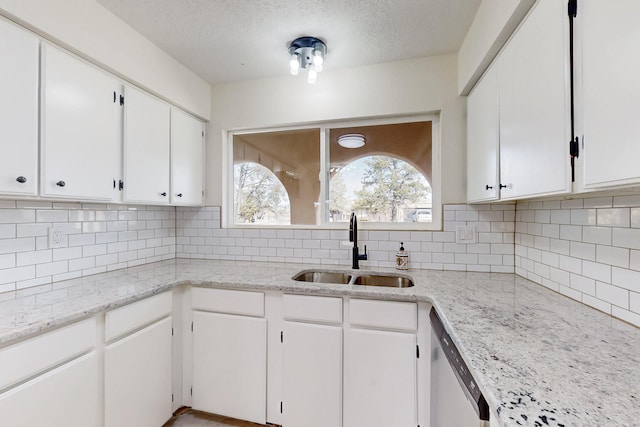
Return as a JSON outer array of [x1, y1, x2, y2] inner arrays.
[[163, 409, 269, 427]]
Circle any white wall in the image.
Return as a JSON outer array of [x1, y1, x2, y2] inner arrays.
[[206, 54, 466, 206], [0, 0, 211, 119], [458, 0, 535, 94]]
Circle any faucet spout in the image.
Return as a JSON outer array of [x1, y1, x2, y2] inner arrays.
[[349, 212, 367, 269]]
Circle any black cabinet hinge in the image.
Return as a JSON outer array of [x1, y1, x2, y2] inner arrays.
[[119, 94, 125, 106], [568, 0, 578, 182], [416, 345, 420, 359], [570, 137, 580, 159], [568, 0, 577, 17]]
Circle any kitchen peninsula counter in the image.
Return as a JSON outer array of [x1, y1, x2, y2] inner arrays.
[[0, 258, 637, 427]]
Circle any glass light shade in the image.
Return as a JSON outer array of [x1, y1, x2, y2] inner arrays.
[[289, 54, 300, 75], [307, 68, 317, 84], [313, 51, 324, 66], [337, 134, 366, 148]]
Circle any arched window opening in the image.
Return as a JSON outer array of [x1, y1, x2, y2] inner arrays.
[[329, 156, 432, 223], [234, 162, 291, 225]]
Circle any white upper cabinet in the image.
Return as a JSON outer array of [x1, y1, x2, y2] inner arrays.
[[466, 63, 499, 203], [123, 85, 171, 204], [170, 109, 204, 205], [498, 0, 571, 200], [0, 18, 39, 197], [41, 43, 121, 201], [580, 0, 640, 188]]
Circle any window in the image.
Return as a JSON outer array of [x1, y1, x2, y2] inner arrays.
[[229, 116, 439, 229]]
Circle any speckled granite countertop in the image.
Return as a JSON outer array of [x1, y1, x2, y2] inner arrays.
[[0, 259, 638, 427]]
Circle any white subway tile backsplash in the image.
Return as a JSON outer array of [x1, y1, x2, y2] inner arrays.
[[570, 241, 596, 261], [613, 195, 640, 207], [611, 267, 640, 293], [597, 208, 630, 228], [582, 260, 611, 283], [612, 227, 640, 250], [596, 245, 629, 269], [550, 209, 571, 224], [582, 226, 612, 245], [611, 306, 640, 326], [596, 282, 629, 308]]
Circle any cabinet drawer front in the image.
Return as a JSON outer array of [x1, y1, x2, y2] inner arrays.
[[283, 294, 342, 324], [105, 291, 172, 342], [350, 299, 417, 331], [191, 287, 264, 317], [0, 317, 95, 390]]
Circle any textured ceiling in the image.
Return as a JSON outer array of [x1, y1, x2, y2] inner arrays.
[[97, 0, 481, 84]]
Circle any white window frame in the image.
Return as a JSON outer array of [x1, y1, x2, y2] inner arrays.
[[223, 114, 441, 230]]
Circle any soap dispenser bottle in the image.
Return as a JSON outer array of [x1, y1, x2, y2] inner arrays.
[[395, 242, 408, 270]]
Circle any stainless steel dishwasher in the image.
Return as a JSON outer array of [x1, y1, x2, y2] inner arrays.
[[430, 308, 490, 427]]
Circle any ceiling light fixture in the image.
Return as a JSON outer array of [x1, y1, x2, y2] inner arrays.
[[288, 36, 326, 84], [337, 134, 366, 149]]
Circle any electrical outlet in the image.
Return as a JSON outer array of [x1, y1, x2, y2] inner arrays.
[[48, 226, 65, 249], [455, 225, 476, 244]]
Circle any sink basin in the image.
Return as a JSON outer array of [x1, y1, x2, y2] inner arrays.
[[292, 271, 353, 284], [292, 270, 414, 288], [352, 274, 414, 288]]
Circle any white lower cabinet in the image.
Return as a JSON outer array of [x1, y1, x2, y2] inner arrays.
[[0, 318, 98, 427], [345, 299, 418, 427], [105, 317, 173, 427], [192, 311, 267, 423], [346, 329, 417, 427], [191, 288, 267, 424], [282, 321, 342, 427], [104, 292, 174, 427], [0, 352, 98, 427]]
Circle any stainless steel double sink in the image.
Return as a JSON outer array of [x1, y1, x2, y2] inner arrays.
[[292, 269, 414, 288]]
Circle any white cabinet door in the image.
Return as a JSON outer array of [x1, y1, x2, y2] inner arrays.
[[0, 352, 98, 427], [498, 0, 571, 200], [0, 18, 38, 196], [581, 1, 640, 188], [467, 63, 499, 203], [345, 329, 417, 427], [105, 316, 173, 427], [123, 85, 170, 204], [192, 311, 267, 424], [171, 108, 204, 205], [41, 43, 121, 200], [282, 321, 342, 427]]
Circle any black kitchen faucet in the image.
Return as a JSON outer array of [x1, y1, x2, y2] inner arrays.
[[349, 212, 367, 269]]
